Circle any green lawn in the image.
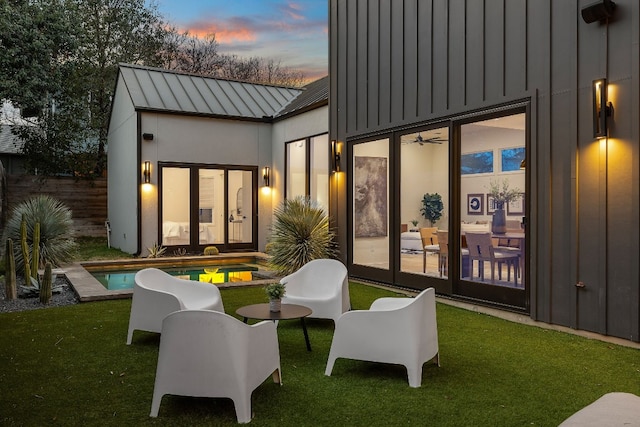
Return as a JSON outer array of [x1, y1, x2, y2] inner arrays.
[[0, 282, 638, 426]]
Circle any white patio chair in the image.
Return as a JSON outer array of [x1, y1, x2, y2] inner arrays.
[[325, 288, 439, 387], [150, 310, 281, 423], [280, 259, 350, 324], [127, 268, 224, 344]]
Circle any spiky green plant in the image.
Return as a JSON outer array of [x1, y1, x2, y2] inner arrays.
[[146, 242, 166, 258], [268, 196, 337, 275], [3, 195, 76, 271]]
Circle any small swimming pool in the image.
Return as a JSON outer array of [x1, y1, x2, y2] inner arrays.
[[82, 254, 273, 291], [92, 264, 261, 290]]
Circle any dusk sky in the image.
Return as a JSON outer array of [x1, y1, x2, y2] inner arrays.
[[155, 0, 328, 82]]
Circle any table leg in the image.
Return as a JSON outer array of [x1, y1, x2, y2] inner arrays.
[[300, 318, 311, 351], [242, 317, 248, 324]]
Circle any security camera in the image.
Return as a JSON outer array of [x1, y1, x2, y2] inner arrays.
[[581, 0, 616, 24]]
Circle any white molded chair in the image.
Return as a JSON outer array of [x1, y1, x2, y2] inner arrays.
[[280, 259, 350, 324], [127, 268, 224, 344], [150, 310, 281, 423], [325, 288, 439, 387]]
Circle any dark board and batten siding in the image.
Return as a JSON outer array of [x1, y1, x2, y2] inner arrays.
[[330, 0, 640, 341], [6, 175, 108, 237]]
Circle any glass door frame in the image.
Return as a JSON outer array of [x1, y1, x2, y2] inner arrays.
[[158, 162, 258, 253], [345, 103, 530, 312], [452, 105, 530, 310]]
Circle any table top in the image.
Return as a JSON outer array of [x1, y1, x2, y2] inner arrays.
[[236, 303, 312, 321]]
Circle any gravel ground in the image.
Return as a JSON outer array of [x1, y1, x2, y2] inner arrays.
[[0, 275, 79, 313]]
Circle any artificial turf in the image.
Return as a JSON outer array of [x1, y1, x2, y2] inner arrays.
[[0, 282, 638, 426]]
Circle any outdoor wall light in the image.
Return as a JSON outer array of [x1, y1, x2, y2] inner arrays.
[[331, 140, 341, 173], [142, 133, 154, 141], [143, 161, 151, 183], [581, 0, 616, 24], [593, 78, 613, 139], [263, 166, 270, 187]]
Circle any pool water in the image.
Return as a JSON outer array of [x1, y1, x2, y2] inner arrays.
[[92, 264, 259, 290]]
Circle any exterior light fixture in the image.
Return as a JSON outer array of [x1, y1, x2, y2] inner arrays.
[[143, 161, 151, 183], [263, 166, 270, 187], [581, 0, 616, 24], [593, 78, 612, 139], [331, 140, 341, 173], [142, 133, 154, 141]]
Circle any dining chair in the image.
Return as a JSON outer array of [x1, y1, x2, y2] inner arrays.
[[436, 230, 448, 277], [420, 227, 439, 273], [465, 232, 519, 285]]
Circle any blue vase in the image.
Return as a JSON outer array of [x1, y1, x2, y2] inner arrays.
[[492, 204, 507, 234]]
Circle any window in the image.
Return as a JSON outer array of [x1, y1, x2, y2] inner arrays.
[[285, 133, 329, 209]]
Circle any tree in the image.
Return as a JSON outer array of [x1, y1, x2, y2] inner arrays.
[[1, 1, 306, 176], [0, 0, 78, 115], [1, 0, 174, 176]]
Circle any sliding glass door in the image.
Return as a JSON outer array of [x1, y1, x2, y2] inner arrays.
[[160, 164, 257, 252], [456, 112, 527, 308]]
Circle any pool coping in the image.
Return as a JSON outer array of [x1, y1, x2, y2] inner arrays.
[[64, 252, 277, 302]]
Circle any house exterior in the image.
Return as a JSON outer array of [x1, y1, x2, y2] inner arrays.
[[327, 0, 640, 342], [107, 64, 328, 256]]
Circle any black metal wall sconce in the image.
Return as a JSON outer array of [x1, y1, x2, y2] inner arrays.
[[143, 161, 151, 183], [331, 140, 341, 173], [263, 166, 270, 187], [142, 133, 154, 141], [581, 0, 616, 24], [593, 78, 613, 139]]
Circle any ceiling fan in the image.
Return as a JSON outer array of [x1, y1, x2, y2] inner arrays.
[[411, 133, 447, 145]]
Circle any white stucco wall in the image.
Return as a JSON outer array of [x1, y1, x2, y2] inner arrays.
[[107, 79, 139, 254], [138, 113, 273, 254]]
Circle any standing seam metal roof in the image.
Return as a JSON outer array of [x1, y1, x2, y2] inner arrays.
[[118, 64, 303, 120]]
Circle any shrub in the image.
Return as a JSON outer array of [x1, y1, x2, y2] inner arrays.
[[146, 243, 166, 258], [3, 195, 76, 270], [203, 246, 219, 256], [268, 196, 337, 275]]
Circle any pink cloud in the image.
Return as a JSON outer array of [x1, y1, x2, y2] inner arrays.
[[182, 17, 258, 43]]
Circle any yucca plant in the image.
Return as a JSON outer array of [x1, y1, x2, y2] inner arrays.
[[3, 195, 76, 271], [268, 196, 337, 275]]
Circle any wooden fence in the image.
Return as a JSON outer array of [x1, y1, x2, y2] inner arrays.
[[5, 175, 108, 237]]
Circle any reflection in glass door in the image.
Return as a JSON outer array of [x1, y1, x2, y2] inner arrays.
[[400, 127, 449, 278], [227, 170, 253, 245], [458, 113, 526, 306]]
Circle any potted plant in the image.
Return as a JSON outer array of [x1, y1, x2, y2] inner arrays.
[[265, 282, 286, 312], [410, 219, 419, 231], [488, 179, 522, 234], [420, 193, 444, 226]]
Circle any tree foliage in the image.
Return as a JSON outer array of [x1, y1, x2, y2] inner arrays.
[[0, 0, 306, 177], [160, 32, 305, 87]]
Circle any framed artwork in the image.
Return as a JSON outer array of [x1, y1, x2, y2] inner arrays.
[[354, 156, 388, 237], [467, 193, 484, 215], [487, 194, 497, 214], [507, 194, 525, 215]]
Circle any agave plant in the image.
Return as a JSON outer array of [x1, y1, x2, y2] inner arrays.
[[3, 195, 76, 271], [268, 196, 337, 275]]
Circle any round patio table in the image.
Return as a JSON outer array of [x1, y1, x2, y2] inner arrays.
[[236, 303, 313, 351]]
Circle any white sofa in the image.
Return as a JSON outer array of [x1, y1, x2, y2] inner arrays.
[[400, 231, 423, 251]]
